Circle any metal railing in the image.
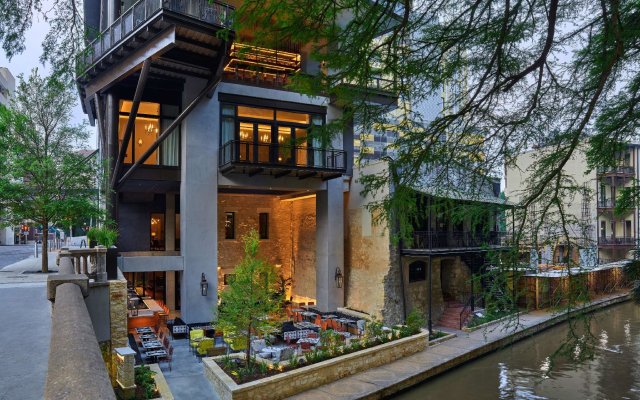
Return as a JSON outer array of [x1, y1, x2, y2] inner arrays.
[[410, 231, 507, 250], [598, 236, 636, 246], [78, 0, 234, 74], [219, 140, 347, 172], [459, 293, 483, 330], [337, 76, 396, 93], [597, 165, 635, 175], [597, 198, 615, 208]]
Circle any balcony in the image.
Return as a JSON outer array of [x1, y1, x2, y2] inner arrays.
[[597, 165, 634, 176], [598, 236, 636, 247], [222, 43, 301, 88], [219, 140, 346, 180], [403, 230, 509, 255], [597, 198, 615, 209], [76, 0, 234, 118]]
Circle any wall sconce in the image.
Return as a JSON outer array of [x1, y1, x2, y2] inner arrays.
[[200, 273, 208, 296], [138, 138, 143, 146], [335, 267, 343, 288]]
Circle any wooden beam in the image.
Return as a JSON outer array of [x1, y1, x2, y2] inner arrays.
[[248, 168, 264, 177], [274, 170, 291, 179], [298, 172, 317, 180], [117, 40, 230, 187], [93, 94, 106, 150], [83, 26, 176, 101], [111, 59, 151, 188]]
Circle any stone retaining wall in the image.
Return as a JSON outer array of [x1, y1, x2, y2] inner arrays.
[[204, 330, 429, 400]]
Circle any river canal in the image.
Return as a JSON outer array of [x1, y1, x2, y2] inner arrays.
[[395, 301, 640, 399]]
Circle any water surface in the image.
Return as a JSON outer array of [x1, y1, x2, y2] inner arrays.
[[394, 301, 640, 400]]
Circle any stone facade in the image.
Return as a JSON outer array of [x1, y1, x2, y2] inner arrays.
[[204, 330, 429, 400], [440, 257, 472, 303], [108, 277, 129, 385], [217, 194, 317, 302], [401, 256, 445, 324]]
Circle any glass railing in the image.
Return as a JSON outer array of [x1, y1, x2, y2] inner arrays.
[[77, 0, 234, 75], [219, 140, 346, 172]]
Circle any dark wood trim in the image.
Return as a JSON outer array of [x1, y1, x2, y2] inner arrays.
[[274, 170, 291, 179], [298, 172, 317, 180], [218, 93, 327, 115]]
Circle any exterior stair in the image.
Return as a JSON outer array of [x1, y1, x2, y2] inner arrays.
[[437, 300, 473, 330]]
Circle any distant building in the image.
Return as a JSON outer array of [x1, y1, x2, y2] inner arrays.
[[505, 144, 639, 265], [0, 67, 15, 245]]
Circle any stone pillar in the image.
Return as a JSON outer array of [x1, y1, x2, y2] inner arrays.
[[166, 271, 176, 311], [114, 347, 136, 400], [315, 178, 345, 311], [165, 193, 176, 252], [95, 246, 107, 283], [180, 79, 218, 323]]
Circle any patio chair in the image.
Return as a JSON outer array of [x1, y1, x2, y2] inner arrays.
[[163, 336, 170, 349], [197, 338, 215, 357], [279, 346, 295, 361], [300, 341, 312, 353], [189, 329, 204, 354], [160, 345, 173, 371], [251, 339, 267, 354], [207, 345, 227, 357], [226, 336, 247, 352], [172, 324, 187, 339]]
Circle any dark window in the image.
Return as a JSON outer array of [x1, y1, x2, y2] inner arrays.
[[408, 261, 427, 283], [259, 213, 269, 239], [225, 212, 235, 239]]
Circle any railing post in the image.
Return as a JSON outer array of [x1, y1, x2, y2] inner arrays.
[[95, 246, 108, 283]]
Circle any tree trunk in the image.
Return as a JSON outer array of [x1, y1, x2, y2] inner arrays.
[[246, 321, 252, 368], [41, 223, 49, 273]]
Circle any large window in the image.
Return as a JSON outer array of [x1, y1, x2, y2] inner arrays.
[[225, 212, 235, 239], [150, 213, 165, 250], [118, 100, 180, 166], [259, 213, 269, 239], [220, 104, 324, 167]]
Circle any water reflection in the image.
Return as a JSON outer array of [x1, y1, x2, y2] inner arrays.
[[394, 302, 640, 400]]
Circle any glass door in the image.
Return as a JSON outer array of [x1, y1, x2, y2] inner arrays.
[[238, 122, 254, 162], [295, 128, 308, 167], [257, 124, 272, 163], [277, 127, 293, 164]]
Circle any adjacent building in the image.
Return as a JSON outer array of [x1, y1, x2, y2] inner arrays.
[[0, 67, 15, 245], [505, 143, 639, 265]]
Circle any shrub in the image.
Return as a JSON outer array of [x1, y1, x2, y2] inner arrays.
[[405, 309, 425, 335], [134, 366, 157, 400]]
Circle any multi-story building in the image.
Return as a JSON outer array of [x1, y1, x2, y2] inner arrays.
[[505, 143, 639, 265], [0, 66, 15, 245]]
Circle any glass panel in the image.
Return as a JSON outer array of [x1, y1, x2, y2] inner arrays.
[[237, 105, 274, 120], [222, 105, 235, 116], [295, 128, 308, 166], [276, 110, 310, 124], [120, 100, 160, 115], [136, 117, 159, 165], [239, 122, 253, 162], [259, 213, 269, 239], [162, 104, 179, 117], [258, 124, 271, 163], [312, 115, 323, 125], [118, 116, 134, 163], [161, 119, 179, 166], [221, 118, 234, 144], [277, 126, 293, 164], [150, 214, 165, 250]]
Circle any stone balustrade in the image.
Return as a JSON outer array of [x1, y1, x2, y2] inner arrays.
[[57, 247, 107, 282], [45, 282, 115, 400]]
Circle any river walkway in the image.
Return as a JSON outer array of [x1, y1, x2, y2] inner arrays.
[[289, 291, 631, 400]]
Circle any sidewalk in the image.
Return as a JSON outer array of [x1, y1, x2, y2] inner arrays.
[[0, 251, 59, 285], [289, 292, 631, 400]]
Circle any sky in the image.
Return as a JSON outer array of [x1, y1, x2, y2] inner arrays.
[[0, 5, 98, 149]]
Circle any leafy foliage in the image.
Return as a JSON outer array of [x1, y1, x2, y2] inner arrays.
[[87, 226, 119, 248], [0, 70, 101, 271], [134, 366, 157, 400], [216, 230, 282, 366]]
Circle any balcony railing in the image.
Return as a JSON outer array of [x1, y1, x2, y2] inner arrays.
[[78, 0, 234, 74], [409, 231, 507, 250], [598, 236, 636, 246], [597, 166, 634, 175], [597, 198, 615, 208], [219, 140, 347, 172]]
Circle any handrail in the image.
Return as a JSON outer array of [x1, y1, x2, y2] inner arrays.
[[598, 236, 636, 246], [411, 230, 507, 250], [77, 0, 234, 74], [219, 140, 347, 171], [459, 293, 475, 330], [597, 165, 634, 175]]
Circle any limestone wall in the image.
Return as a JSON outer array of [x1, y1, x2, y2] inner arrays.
[[217, 194, 316, 301]]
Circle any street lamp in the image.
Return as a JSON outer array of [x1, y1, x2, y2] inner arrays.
[[335, 267, 344, 288], [200, 273, 208, 296]]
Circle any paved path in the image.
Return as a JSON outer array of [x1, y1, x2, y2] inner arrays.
[[0, 251, 59, 400], [160, 336, 220, 399], [289, 292, 630, 400], [0, 245, 34, 268]]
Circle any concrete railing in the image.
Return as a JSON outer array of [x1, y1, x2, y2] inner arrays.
[[45, 281, 115, 399], [58, 247, 107, 282]]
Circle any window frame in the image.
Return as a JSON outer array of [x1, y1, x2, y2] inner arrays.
[[259, 212, 269, 240], [224, 212, 236, 240]]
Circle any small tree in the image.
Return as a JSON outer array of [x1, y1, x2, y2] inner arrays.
[[0, 70, 101, 272], [216, 230, 282, 366]]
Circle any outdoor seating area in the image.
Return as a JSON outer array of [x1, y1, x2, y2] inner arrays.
[[131, 323, 174, 370]]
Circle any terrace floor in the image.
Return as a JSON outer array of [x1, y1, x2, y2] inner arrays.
[[157, 335, 220, 400]]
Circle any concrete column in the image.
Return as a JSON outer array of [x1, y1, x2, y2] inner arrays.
[[179, 79, 218, 324], [165, 193, 176, 251], [166, 271, 176, 311], [315, 178, 345, 311]]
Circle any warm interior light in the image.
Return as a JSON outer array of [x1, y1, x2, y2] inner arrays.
[[138, 138, 143, 146]]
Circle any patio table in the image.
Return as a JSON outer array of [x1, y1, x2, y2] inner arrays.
[[292, 308, 304, 313], [136, 327, 154, 334], [143, 349, 167, 363], [139, 334, 157, 340], [298, 337, 319, 345], [323, 314, 338, 319], [142, 340, 163, 350]]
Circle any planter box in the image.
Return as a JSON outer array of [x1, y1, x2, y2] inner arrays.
[[204, 330, 428, 400]]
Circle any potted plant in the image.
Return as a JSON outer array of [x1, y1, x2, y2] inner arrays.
[[86, 227, 98, 248]]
